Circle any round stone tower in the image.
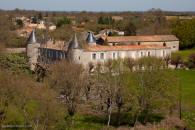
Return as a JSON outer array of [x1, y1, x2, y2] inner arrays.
[[26, 30, 40, 71], [67, 33, 83, 63]]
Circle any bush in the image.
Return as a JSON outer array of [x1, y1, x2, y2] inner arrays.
[[171, 56, 183, 69], [57, 18, 71, 27], [0, 53, 30, 73], [186, 53, 195, 69], [172, 19, 195, 49], [184, 61, 194, 69], [189, 53, 195, 64]]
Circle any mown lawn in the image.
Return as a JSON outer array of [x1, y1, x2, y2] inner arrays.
[[172, 48, 195, 61], [174, 70, 195, 129]]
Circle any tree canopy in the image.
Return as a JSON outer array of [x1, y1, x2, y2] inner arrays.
[[172, 19, 195, 49]]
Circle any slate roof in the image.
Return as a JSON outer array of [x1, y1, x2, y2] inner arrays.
[[68, 33, 81, 49], [86, 32, 96, 43], [27, 30, 37, 43]]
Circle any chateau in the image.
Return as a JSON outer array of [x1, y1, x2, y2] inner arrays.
[[26, 30, 178, 70]]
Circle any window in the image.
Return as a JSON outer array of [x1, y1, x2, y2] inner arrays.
[[113, 52, 117, 59], [92, 53, 96, 60], [38, 48, 41, 56], [59, 52, 62, 59], [50, 50, 53, 57], [138, 42, 141, 45], [141, 52, 143, 57], [163, 50, 165, 57], [47, 50, 50, 57], [56, 51, 58, 59], [100, 53, 104, 59], [173, 46, 176, 48], [148, 52, 150, 56], [64, 52, 66, 59]]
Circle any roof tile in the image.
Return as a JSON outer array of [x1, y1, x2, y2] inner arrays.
[[85, 45, 169, 51], [103, 35, 179, 43]]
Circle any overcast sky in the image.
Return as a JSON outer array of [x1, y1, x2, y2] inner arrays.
[[0, 0, 195, 12]]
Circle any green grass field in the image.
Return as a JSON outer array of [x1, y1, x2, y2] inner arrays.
[[174, 70, 195, 129], [172, 48, 195, 61], [65, 70, 195, 129]]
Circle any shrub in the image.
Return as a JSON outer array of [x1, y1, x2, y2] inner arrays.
[[189, 53, 195, 64], [0, 53, 30, 73], [57, 18, 71, 27], [185, 53, 195, 69], [171, 56, 183, 69]]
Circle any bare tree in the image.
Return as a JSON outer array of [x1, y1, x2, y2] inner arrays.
[[164, 55, 171, 68], [124, 57, 136, 72], [47, 61, 88, 125], [131, 57, 178, 125], [171, 56, 183, 69]]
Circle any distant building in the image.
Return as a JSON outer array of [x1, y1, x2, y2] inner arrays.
[[24, 23, 46, 29], [97, 35, 179, 52], [165, 16, 178, 20], [179, 16, 193, 20], [99, 29, 124, 36], [39, 20, 45, 24], [49, 25, 56, 31], [17, 28, 33, 37], [71, 20, 77, 25], [72, 27, 85, 31], [26, 31, 173, 70], [16, 16, 26, 21], [112, 16, 123, 21], [37, 24, 46, 29], [67, 16, 76, 19]]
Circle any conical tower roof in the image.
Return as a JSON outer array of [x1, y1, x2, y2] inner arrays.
[[68, 33, 80, 49], [86, 31, 96, 43], [27, 30, 37, 43]]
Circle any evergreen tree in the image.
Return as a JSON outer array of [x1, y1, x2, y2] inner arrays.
[[172, 19, 195, 49], [38, 13, 43, 20], [124, 22, 137, 36], [98, 16, 104, 24], [32, 16, 37, 24]]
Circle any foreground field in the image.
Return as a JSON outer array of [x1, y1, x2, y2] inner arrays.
[[76, 70, 195, 129], [60, 70, 195, 130], [175, 70, 195, 129]]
